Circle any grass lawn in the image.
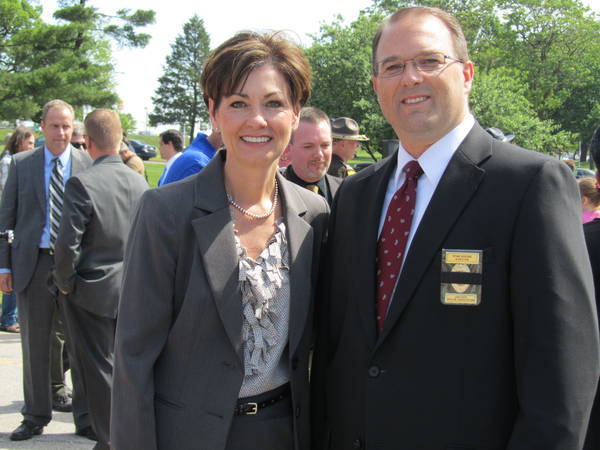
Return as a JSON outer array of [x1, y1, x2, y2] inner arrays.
[[0, 128, 12, 144], [144, 161, 164, 188]]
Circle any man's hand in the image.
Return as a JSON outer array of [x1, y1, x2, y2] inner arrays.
[[0, 273, 13, 293], [60, 290, 69, 295]]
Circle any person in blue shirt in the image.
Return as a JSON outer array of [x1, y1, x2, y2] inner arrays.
[[159, 130, 222, 185]]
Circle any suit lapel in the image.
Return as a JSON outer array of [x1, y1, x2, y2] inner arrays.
[[352, 156, 398, 348], [33, 148, 46, 212], [277, 174, 313, 357], [190, 154, 244, 362], [377, 124, 491, 345]]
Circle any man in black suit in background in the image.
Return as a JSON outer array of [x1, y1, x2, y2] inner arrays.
[[283, 107, 341, 205], [584, 126, 600, 450], [312, 6, 599, 450]]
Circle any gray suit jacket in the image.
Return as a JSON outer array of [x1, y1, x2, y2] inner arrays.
[[53, 154, 148, 318], [0, 146, 92, 292], [111, 151, 329, 450]]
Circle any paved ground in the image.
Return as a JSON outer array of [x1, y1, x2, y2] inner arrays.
[[0, 331, 93, 449]]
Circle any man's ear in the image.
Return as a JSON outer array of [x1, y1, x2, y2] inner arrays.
[[463, 60, 475, 95], [281, 144, 291, 163], [84, 136, 92, 152]]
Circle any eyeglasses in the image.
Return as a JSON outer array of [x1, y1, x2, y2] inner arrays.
[[376, 52, 464, 79], [71, 142, 87, 150]]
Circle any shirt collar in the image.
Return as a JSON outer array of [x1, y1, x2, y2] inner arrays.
[[165, 151, 182, 170], [44, 145, 71, 168], [393, 114, 475, 186]]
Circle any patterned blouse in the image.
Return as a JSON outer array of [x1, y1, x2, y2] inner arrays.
[[235, 219, 291, 398]]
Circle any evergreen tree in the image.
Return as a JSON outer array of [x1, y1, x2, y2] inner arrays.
[[149, 15, 211, 141], [0, 0, 155, 122]]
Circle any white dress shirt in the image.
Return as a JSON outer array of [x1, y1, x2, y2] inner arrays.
[[378, 114, 475, 273]]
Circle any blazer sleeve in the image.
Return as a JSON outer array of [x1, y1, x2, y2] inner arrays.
[[53, 177, 92, 293], [111, 189, 178, 450], [507, 159, 600, 449], [0, 157, 18, 270]]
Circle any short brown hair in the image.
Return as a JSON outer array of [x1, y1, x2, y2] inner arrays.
[[290, 106, 330, 144], [299, 106, 330, 126], [159, 129, 184, 152], [41, 99, 74, 121], [5, 126, 35, 155], [372, 6, 469, 76], [201, 31, 312, 111], [84, 109, 123, 152]]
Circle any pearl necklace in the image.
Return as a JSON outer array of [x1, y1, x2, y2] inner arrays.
[[227, 180, 279, 220]]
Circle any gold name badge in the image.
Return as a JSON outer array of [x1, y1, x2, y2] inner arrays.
[[445, 251, 480, 265], [441, 249, 483, 306], [443, 293, 479, 305]]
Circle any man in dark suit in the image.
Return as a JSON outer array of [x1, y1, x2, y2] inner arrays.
[[53, 109, 148, 449], [283, 107, 341, 205], [312, 6, 599, 450], [0, 99, 93, 441], [584, 126, 600, 450]]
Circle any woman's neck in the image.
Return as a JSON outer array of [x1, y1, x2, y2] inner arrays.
[[224, 159, 278, 207]]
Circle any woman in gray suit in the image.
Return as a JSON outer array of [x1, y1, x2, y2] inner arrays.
[[111, 31, 329, 450]]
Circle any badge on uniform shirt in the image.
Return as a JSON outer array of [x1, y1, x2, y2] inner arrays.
[[440, 249, 483, 306]]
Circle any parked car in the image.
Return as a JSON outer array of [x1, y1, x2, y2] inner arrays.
[[128, 139, 157, 160], [575, 168, 596, 179]]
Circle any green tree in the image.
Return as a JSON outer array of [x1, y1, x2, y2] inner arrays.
[[0, 0, 155, 122], [118, 112, 136, 135], [306, 11, 394, 156], [307, 0, 599, 155], [470, 67, 573, 153], [149, 15, 211, 142], [491, 0, 600, 140]]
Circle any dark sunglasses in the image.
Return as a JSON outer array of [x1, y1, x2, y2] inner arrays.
[[72, 142, 87, 150]]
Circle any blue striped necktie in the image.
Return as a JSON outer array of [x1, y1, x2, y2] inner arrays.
[[49, 157, 64, 249]]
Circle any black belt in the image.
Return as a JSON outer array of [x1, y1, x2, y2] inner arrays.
[[39, 248, 53, 255], [234, 383, 290, 416]]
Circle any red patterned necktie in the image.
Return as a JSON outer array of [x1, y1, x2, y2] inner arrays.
[[376, 160, 423, 332]]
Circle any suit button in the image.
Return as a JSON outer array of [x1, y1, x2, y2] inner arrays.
[[353, 438, 362, 448], [291, 357, 298, 370], [295, 405, 301, 418], [368, 365, 380, 377]]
